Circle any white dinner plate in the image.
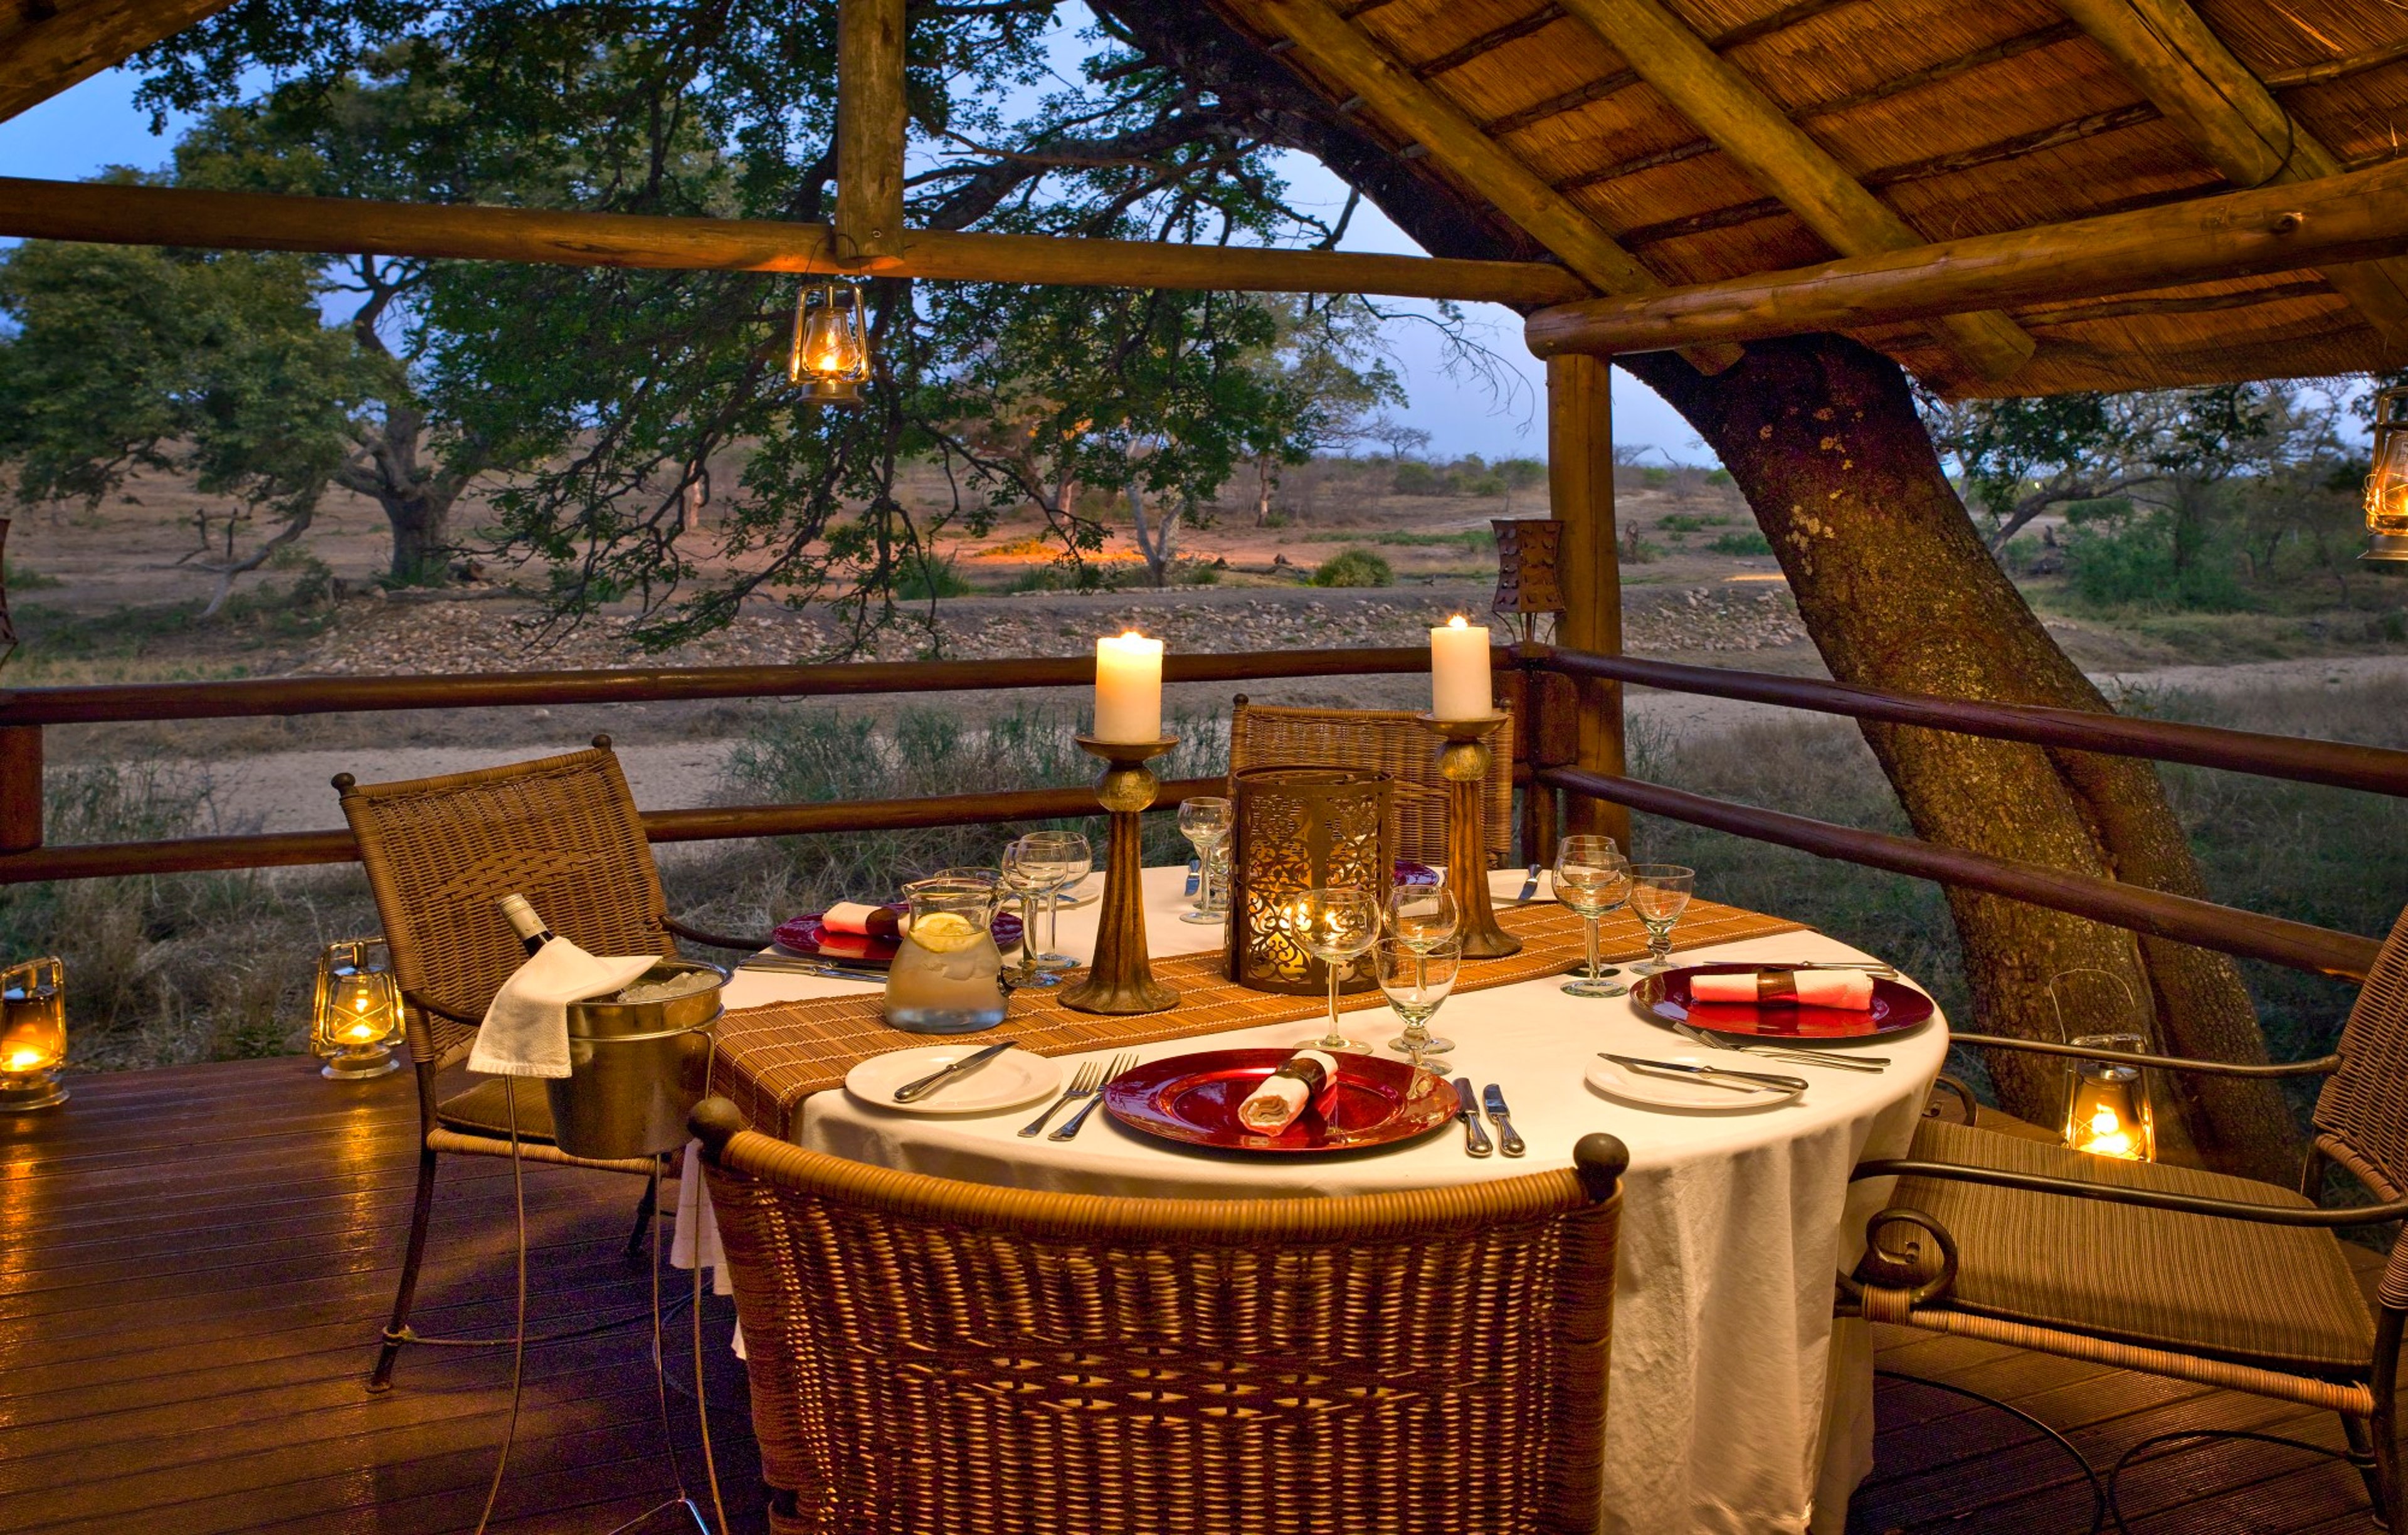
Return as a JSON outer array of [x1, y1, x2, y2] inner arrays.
[[1585, 1052, 1806, 1112], [843, 1045, 1060, 1116], [1488, 867, 1555, 902]]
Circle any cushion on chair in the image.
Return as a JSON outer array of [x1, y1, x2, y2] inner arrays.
[[436, 1077, 561, 1142], [1889, 1119, 2375, 1375]]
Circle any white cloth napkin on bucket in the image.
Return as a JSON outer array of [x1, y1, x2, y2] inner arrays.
[[468, 939, 658, 1079], [674, 1140, 746, 1359]]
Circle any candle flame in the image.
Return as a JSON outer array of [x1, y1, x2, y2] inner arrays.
[[1447, 615, 1468, 629], [1119, 630, 1146, 641], [2079, 1102, 2138, 1159]]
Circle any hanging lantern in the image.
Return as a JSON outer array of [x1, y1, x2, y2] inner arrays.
[[312, 939, 404, 1080], [788, 279, 870, 406], [2363, 386, 2408, 562], [1225, 768, 1393, 996], [2062, 1033, 2155, 1161], [0, 955, 67, 1110]]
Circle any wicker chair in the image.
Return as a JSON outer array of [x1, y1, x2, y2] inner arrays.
[[1844, 906, 2408, 1526], [690, 1097, 1629, 1535], [337, 739, 759, 1392], [1227, 695, 1516, 869]]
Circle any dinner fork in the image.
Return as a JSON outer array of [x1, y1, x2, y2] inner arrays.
[[1672, 1021, 1888, 1073], [1048, 1053, 1138, 1142], [1019, 1059, 1104, 1137]]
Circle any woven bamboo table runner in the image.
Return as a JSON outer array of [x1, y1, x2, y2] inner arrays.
[[712, 897, 1807, 1137]]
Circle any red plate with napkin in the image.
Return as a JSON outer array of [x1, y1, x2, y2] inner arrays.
[[1631, 963, 1933, 1040], [1104, 1048, 1456, 1154], [773, 903, 1023, 969]]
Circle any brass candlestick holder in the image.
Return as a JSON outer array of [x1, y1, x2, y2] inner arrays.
[[1415, 712, 1521, 959], [1060, 735, 1180, 1015]]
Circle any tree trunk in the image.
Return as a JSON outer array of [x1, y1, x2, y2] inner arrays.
[[1625, 336, 2294, 1181]]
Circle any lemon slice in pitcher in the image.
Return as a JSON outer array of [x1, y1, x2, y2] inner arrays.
[[906, 911, 984, 954]]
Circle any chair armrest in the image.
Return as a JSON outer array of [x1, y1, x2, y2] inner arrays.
[[1850, 1157, 2408, 1228], [1950, 1031, 2340, 1079], [401, 988, 484, 1027], [663, 914, 769, 953]]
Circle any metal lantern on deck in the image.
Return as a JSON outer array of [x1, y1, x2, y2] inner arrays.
[[2364, 386, 2408, 562], [311, 939, 404, 1080], [1, 955, 68, 1110], [1491, 518, 1567, 643], [2050, 969, 2153, 1161], [789, 279, 871, 406], [1225, 767, 1393, 996]]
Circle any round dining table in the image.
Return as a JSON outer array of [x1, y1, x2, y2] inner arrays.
[[698, 865, 1948, 1535]]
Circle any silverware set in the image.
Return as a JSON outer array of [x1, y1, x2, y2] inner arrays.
[[1671, 1021, 1888, 1073], [739, 955, 887, 983], [1452, 1077, 1524, 1157], [1019, 1052, 1136, 1141], [1601, 1053, 1810, 1095]]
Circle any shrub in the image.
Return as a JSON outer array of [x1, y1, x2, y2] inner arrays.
[[1704, 469, 1733, 487], [1309, 548, 1394, 588], [1708, 530, 1773, 556], [2062, 522, 2251, 611], [1659, 514, 1727, 532], [1642, 467, 1671, 487], [1179, 560, 1222, 586], [3, 561, 64, 591], [1391, 461, 1445, 496], [894, 553, 973, 600]]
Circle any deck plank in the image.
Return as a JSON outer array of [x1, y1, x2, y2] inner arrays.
[[0, 1057, 2391, 1534]]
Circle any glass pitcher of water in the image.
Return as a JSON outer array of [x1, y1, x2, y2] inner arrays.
[[883, 875, 1008, 1034]]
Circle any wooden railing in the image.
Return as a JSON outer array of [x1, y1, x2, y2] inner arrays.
[[0, 640, 2394, 981]]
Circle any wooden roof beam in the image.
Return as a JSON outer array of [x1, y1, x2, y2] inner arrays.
[[0, 0, 238, 122], [1252, 0, 1743, 372], [2055, 0, 2408, 357], [1523, 154, 2408, 358], [0, 174, 1598, 305], [1556, 0, 2035, 382]]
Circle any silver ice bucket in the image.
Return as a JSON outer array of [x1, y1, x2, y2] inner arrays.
[[547, 958, 725, 1160]]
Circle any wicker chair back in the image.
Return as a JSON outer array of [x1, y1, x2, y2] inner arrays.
[[702, 1122, 1625, 1535], [2312, 904, 2408, 1200], [1227, 698, 1515, 868]]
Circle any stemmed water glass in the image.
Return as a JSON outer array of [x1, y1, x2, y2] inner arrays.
[[1378, 935, 1460, 1074], [998, 839, 1062, 988], [1555, 836, 1632, 998], [1385, 882, 1460, 955], [1022, 830, 1092, 973], [1292, 886, 1381, 1053], [1177, 796, 1233, 924], [1628, 864, 1696, 975]]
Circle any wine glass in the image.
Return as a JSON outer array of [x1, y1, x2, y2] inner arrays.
[[998, 838, 1062, 988], [1384, 881, 1460, 954], [1292, 886, 1381, 1053], [1627, 864, 1696, 975], [1378, 935, 1460, 1074], [1177, 796, 1233, 924], [1020, 830, 1092, 973], [1553, 836, 1632, 998]]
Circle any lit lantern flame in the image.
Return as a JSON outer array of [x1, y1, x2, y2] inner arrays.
[[2064, 1055, 2153, 1162], [789, 280, 871, 407], [2364, 386, 2408, 562], [312, 939, 403, 1080], [0, 956, 68, 1109]]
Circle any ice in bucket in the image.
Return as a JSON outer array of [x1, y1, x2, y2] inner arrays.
[[884, 877, 1009, 1034]]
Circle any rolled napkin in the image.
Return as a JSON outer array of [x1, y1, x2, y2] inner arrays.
[[1691, 968, 1875, 1010], [468, 938, 659, 1078], [821, 900, 904, 940], [1236, 1049, 1340, 1134]]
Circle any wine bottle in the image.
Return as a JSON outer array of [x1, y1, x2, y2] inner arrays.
[[496, 893, 557, 956]]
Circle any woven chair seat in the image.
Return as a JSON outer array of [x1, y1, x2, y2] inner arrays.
[[1892, 1120, 2375, 1375], [435, 1078, 560, 1142]]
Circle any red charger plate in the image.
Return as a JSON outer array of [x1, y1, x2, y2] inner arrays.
[[1104, 1048, 1457, 1154], [773, 905, 1023, 969], [1631, 964, 1933, 1040]]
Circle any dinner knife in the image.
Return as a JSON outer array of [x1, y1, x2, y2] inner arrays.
[[1518, 863, 1541, 902], [1452, 1077, 1493, 1158], [1183, 858, 1201, 897], [1599, 1053, 1809, 1095], [1481, 1084, 1525, 1158], [892, 1040, 1017, 1104], [739, 956, 890, 983]]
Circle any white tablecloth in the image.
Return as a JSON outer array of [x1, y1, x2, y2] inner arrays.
[[700, 865, 1945, 1535]]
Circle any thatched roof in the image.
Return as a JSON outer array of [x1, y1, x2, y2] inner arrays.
[[1201, 0, 2408, 396]]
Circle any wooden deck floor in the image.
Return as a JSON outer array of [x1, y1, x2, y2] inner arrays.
[[0, 1057, 2391, 1534]]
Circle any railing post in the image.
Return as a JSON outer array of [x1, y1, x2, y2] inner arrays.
[[1547, 352, 1632, 851], [0, 725, 41, 853]]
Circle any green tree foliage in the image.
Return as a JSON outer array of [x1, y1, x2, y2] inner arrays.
[[0, 199, 368, 613]]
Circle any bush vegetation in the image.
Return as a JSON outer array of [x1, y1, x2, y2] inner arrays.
[[1708, 530, 1774, 556], [1309, 548, 1394, 588]]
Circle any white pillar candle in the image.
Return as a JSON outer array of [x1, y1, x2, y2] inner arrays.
[[1430, 615, 1494, 720], [1094, 631, 1164, 742]]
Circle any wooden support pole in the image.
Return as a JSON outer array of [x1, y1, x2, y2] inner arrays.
[[0, 725, 40, 854], [1523, 155, 2408, 357], [0, 0, 236, 124], [2054, 0, 2408, 354], [835, 0, 907, 270], [1555, 0, 2034, 382], [1546, 354, 1630, 850], [1253, 0, 1741, 375], [0, 176, 1593, 307]]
